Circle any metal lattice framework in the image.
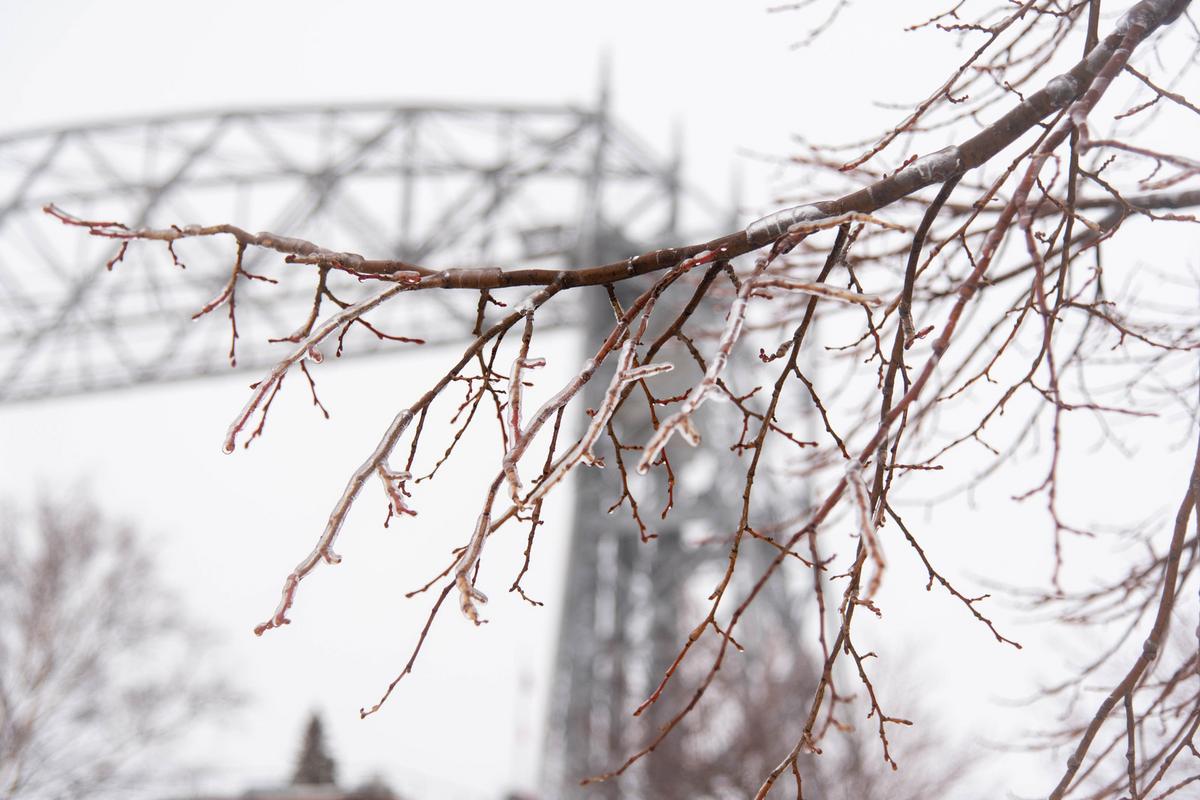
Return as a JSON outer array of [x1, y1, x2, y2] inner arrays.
[[0, 98, 767, 799], [0, 99, 710, 403]]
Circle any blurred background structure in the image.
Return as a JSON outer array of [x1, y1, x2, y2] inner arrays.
[[1, 92, 796, 799], [177, 711, 401, 799], [0, 94, 704, 401]]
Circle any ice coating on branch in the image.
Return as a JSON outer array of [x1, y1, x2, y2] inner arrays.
[[745, 203, 828, 241], [378, 466, 417, 518], [254, 407, 416, 636], [909, 145, 962, 182], [889, 146, 963, 195], [526, 340, 674, 505], [759, 278, 884, 307], [859, 145, 964, 203], [456, 512, 491, 625], [459, 336, 677, 623], [1116, 6, 1135, 31], [505, 353, 547, 467], [224, 280, 410, 454], [845, 460, 886, 600], [1117, 0, 1178, 32], [1045, 73, 1082, 105], [503, 308, 549, 500], [623, 362, 674, 382], [637, 253, 772, 474]]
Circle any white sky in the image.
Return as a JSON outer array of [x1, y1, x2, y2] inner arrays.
[[1, 2, 1198, 799]]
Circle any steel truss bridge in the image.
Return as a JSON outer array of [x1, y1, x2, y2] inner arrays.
[[0, 98, 804, 800], [0, 98, 714, 402]]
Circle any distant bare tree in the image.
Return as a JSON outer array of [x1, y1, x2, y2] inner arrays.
[[644, 586, 961, 800], [0, 496, 228, 800], [45, 0, 1200, 796]]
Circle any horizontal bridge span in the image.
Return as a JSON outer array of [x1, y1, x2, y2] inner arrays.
[[0, 101, 717, 404]]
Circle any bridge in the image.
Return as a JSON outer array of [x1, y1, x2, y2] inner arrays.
[[0, 96, 806, 800], [0, 97, 714, 403]]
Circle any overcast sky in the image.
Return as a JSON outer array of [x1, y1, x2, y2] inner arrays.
[[2, 2, 1198, 799]]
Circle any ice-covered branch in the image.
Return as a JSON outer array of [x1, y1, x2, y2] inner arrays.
[[224, 280, 418, 454], [757, 278, 884, 307], [46, 12, 1171, 302], [526, 340, 673, 506], [253, 282, 562, 635]]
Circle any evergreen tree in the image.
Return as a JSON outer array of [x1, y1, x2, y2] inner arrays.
[[291, 712, 338, 786]]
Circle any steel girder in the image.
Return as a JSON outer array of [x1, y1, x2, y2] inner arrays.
[[0, 102, 701, 403]]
